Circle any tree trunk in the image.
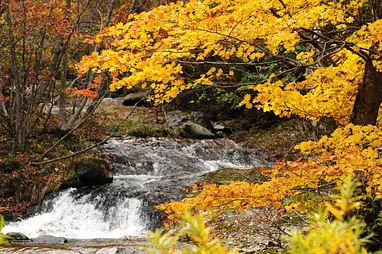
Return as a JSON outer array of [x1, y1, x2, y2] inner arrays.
[[58, 0, 71, 126], [351, 60, 382, 125], [6, 8, 25, 154]]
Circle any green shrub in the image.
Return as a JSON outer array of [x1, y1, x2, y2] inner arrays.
[[289, 177, 379, 254], [146, 211, 235, 254], [0, 215, 12, 247]]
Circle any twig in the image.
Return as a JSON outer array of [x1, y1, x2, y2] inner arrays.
[[40, 92, 108, 159], [31, 98, 143, 166], [294, 211, 308, 224], [175, 60, 280, 66], [290, 182, 336, 192]]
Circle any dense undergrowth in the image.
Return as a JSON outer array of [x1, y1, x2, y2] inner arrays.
[[1, 101, 381, 253], [147, 178, 379, 253]]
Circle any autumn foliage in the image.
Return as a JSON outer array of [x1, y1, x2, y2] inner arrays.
[[156, 124, 382, 224], [75, 5, 382, 253], [74, 0, 382, 242], [76, 0, 381, 122]]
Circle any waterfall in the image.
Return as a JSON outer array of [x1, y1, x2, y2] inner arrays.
[[4, 189, 145, 239], [4, 138, 271, 239]]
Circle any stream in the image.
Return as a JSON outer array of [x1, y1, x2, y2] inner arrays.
[[2, 137, 271, 253]]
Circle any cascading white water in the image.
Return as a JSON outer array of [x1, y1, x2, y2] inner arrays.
[[4, 189, 145, 239], [4, 138, 271, 239]]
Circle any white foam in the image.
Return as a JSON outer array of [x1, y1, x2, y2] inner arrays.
[[4, 189, 145, 239]]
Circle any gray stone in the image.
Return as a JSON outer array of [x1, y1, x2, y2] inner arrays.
[[190, 111, 205, 122], [122, 91, 150, 106], [213, 123, 232, 137], [6, 232, 29, 240], [179, 121, 215, 139], [75, 158, 113, 186], [213, 124, 225, 130], [33, 235, 68, 244], [165, 110, 189, 129]]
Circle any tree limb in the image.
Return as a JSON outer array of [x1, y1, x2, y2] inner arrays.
[[31, 98, 143, 166]]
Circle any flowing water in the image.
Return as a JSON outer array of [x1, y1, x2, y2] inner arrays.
[[3, 138, 271, 252]]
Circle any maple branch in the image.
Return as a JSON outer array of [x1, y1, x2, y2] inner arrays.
[[210, 66, 298, 89], [299, 27, 335, 43], [191, 27, 301, 68], [316, 43, 346, 64], [344, 45, 371, 62], [298, 27, 373, 62], [175, 60, 282, 66], [228, 16, 244, 37], [277, 0, 292, 18], [195, 28, 250, 44], [290, 182, 336, 192], [297, 30, 338, 66]]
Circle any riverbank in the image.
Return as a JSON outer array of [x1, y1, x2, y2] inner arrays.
[[1, 238, 148, 253], [0, 99, 335, 253]]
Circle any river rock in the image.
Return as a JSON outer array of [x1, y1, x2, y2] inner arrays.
[[166, 110, 189, 129], [179, 121, 215, 139], [190, 111, 214, 131], [213, 123, 232, 137], [166, 110, 216, 139], [33, 235, 68, 243], [75, 158, 113, 186], [6, 232, 29, 240], [122, 91, 150, 106]]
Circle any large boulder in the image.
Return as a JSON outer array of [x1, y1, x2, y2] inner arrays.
[[74, 158, 113, 186], [122, 91, 150, 106], [166, 110, 217, 139], [33, 235, 68, 244], [178, 121, 215, 139]]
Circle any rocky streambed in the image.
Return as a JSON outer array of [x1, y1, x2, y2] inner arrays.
[[2, 137, 273, 253], [1, 238, 148, 254]]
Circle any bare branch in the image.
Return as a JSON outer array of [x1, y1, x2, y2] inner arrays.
[[32, 97, 143, 166]]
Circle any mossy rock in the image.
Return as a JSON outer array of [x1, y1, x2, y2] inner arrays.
[[128, 124, 171, 138], [62, 157, 113, 188], [178, 121, 215, 139], [75, 157, 112, 185]]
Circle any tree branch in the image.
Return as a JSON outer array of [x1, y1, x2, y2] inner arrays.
[[31, 98, 143, 166], [40, 92, 107, 159]]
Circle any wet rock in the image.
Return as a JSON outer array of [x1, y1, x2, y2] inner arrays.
[[166, 111, 216, 139], [33, 235, 68, 244], [95, 247, 146, 253], [179, 121, 215, 139], [6, 232, 29, 240], [122, 91, 150, 106], [4, 138, 272, 240], [165, 110, 188, 129], [75, 158, 113, 186], [0, 240, 148, 253], [190, 111, 214, 131], [213, 123, 233, 137]]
